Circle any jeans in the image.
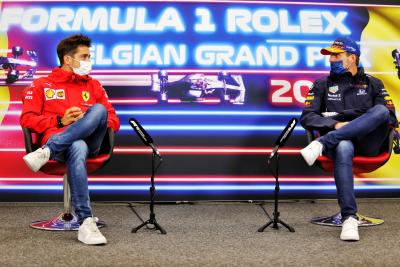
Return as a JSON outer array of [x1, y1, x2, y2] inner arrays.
[[45, 104, 108, 224], [319, 104, 390, 220]]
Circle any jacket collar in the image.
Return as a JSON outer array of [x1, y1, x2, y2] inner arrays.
[[329, 67, 365, 83], [48, 67, 92, 83]]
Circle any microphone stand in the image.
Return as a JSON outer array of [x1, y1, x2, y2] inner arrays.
[[132, 150, 167, 234], [258, 151, 295, 233]]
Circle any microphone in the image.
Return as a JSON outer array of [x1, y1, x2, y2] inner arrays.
[[128, 118, 162, 158], [269, 118, 298, 161], [392, 49, 400, 79]]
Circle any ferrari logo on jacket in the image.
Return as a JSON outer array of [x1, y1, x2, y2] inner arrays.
[[82, 91, 90, 102]]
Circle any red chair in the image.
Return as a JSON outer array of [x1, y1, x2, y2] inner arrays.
[[306, 129, 394, 174], [23, 128, 114, 230], [306, 128, 394, 226]]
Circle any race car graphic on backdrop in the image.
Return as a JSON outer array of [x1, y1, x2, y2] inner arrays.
[[0, 46, 38, 83], [151, 70, 245, 104]]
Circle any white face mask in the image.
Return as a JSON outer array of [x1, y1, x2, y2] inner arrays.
[[69, 57, 92, 76]]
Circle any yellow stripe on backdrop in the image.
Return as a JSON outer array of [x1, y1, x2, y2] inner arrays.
[[359, 7, 400, 181], [0, 1, 10, 125]]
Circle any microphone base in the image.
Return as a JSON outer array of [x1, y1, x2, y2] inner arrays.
[[131, 152, 166, 235], [258, 213, 295, 233], [131, 214, 167, 235], [258, 152, 295, 233]]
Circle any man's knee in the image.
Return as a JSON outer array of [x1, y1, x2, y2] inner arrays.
[[370, 104, 389, 120], [68, 140, 89, 160], [336, 140, 354, 157], [90, 104, 107, 119]]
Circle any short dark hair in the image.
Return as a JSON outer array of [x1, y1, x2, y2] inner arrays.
[[57, 34, 91, 66]]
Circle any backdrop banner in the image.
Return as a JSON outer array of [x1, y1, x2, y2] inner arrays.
[[0, 0, 399, 201]]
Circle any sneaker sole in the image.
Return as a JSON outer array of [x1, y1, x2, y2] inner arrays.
[[340, 237, 360, 241], [78, 236, 107, 245]]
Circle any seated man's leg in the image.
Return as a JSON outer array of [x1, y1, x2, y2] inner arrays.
[[65, 140, 91, 223], [301, 105, 389, 166], [84, 104, 108, 157], [328, 140, 359, 241], [66, 140, 107, 245], [47, 104, 108, 156], [23, 104, 108, 172], [331, 140, 357, 220], [355, 123, 390, 156], [320, 104, 390, 150]]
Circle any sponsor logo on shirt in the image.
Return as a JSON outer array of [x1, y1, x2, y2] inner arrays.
[[24, 90, 33, 100], [44, 88, 65, 100], [322, 112, 338, 117], [327, 93, 341, 101], [386, 100, 394, 107], [356, 88, 367, 96], [328, 85, 339, 94], [57, 90, 65, 99], [380, 88, 389, 96]]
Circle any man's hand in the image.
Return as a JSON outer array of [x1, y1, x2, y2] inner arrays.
[[61, 107, 84, 126], [335, 121, 349, 130]]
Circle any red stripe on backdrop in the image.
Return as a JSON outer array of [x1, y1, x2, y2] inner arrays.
[[0, 176, 335, 185]]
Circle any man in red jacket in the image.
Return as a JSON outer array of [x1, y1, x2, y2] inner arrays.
[[20, 34, 120, 245]]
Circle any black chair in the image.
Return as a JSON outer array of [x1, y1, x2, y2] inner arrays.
[[23, 128, 114, 230]]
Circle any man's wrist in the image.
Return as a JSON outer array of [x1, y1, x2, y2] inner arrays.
[[56, 115, 64, 128]]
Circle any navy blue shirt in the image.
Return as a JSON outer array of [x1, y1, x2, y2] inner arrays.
[[300, 67, 398, 132]]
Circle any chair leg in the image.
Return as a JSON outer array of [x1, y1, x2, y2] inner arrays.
[[30, 174, 80, 231], [30, 174, 106, 231], [61, 174, 74, 221]]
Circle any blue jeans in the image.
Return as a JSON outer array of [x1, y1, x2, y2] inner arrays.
[[319, 105, 390, 220], [45, 104, 108, 224]]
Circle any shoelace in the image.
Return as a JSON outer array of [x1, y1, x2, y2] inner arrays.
[[87, 219, 100, 233], [36, 149, 49, 159]]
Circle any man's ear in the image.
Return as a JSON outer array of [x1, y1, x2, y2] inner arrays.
[[63, 55, 71, 65], [351, 54, 357, 64]]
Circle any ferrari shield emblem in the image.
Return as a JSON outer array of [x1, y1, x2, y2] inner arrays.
[[82, 91, 90, 102]]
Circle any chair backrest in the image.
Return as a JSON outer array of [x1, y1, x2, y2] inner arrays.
[[305, 128, 394, 174]]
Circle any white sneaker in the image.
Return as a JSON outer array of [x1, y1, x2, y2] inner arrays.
[[23, 147, 50, 172], [340, 216, 359, 241], [78, 217, 107, 245], [300, 140, 323, 166]]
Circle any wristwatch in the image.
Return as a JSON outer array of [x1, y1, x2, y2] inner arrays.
[[56, 115, 64, 128]]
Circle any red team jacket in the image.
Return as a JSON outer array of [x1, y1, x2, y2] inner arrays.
[[20, 67, 120, 145]]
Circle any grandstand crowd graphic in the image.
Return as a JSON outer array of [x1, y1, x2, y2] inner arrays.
[[0, 0, 399, 201]]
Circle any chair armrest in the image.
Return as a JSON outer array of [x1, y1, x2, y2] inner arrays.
[[98, 128, 115, 166], [387, 128, 394, 154], [106, 127, 115, 154]]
